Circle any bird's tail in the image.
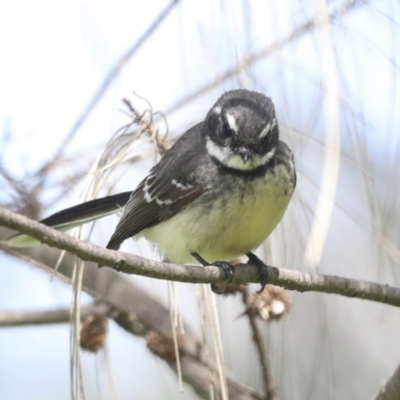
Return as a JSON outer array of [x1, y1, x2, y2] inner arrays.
[[5, 191, 132, 247]]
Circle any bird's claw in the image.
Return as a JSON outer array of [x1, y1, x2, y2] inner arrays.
[[246, 252, 268, 293], [191, 252, 234, 294]]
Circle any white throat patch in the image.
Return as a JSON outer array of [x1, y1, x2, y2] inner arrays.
[[206, 137, 276, 171]]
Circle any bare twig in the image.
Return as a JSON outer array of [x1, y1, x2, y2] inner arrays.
[[38, 0, 180, 176], [242, 289, 278, 400], [122, 97, 170, 155], [1, 241, 264, 400], [164, 0, 366, 117], [1, 206, 400, 308], [0, 302, 112, 327]]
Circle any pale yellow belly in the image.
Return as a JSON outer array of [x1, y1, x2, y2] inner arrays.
[[141, 165, 294, 264]]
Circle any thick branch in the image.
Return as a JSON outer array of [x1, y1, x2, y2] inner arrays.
[[1, 206, 400, 307]]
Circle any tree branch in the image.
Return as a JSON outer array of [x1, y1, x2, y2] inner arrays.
[[1, 206, 400, 308], [0, 302, 112, 328], [242, 289, 277, 400], [42, 0, 180, 170], [163, 0, 366, 117], [0, 246, 264, 400]]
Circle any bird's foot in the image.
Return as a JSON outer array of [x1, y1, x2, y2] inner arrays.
[[191, 252, 234, 294], [246, 252, 268, 293]]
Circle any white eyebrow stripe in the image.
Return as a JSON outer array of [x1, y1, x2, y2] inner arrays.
[[213, 106, 221, 114], [226, 112, 238, 133], [259, 118, 277, 138]]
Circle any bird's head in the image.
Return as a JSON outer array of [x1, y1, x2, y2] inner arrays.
[[205, 89, 279, 171]]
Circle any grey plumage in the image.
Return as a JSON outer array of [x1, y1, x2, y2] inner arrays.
[[7, 89, 296, 272], [106, 89, 296, 264]]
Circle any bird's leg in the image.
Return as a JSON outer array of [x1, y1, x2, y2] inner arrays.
[[191, 252, 234, 294], [246, 252, 268, 293]]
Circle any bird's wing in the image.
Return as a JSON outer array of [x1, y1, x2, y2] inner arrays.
[[106, 123, 206, 250]]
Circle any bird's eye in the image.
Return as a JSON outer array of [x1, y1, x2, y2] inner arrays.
[[221, 123, 235, 139]]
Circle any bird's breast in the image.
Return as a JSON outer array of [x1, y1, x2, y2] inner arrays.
[[142, 164, 295, 264]]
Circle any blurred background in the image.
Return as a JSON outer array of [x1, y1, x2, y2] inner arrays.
[[0, 0, 399, 399]]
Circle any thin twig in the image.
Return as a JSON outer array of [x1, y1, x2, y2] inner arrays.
[[1, 244, 264, 400], [0, 302, 112, 327], [163, 0, 366, 117], [1, 206, 400, 308], [242, 289, 278, 400], [37, 0, 180, 178]]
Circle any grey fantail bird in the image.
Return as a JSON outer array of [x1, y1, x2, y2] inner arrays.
[[8, 89, 296, 293]]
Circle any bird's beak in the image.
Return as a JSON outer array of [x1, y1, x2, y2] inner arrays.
[[238, 146, 251, 163]]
